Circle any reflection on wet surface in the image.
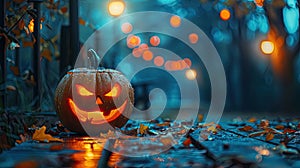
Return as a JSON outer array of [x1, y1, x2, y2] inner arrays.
[[64, 137, 121, 168]]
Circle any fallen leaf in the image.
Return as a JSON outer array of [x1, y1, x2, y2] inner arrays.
[[275, 125, 285, 130], [265, 127, 283, 134], [139, 124, 148, 135], [18, 19, 25, 30], [249, 130, 267, 137], [259, 119, 269, 128], [248, 117, 256, 123], [41, 49, 52, 61], [183, 137, 191, 147], [6, 85, 16, 91], [60, 6, 68, 13], [15, 160, 38, 168], [266, 133, 274, 141], [283, 128, 296, 134], [198, 114, 204, 123], [239, 125, 254, 132], [32, 126, 63, 142], [79, 18, 86, 25], [22, 40, 34, 48]]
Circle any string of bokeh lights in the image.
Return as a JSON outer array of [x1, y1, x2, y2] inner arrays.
[[120, 15, 198, 80]]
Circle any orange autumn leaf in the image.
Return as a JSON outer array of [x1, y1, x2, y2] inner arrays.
[[41, 49, 52, 61], [22, 41, 34, 48], [283, 128, 296, 134], [198, 114, 204, 123], [266, 133, 274, 141], [139, 124, 148, 135], [275, 125, 285, 130], [60, 6, 68, 13], [10, 66, 20, 76], [239, 125, 254, 132], [32, 126, 63, 142], [79, 18, 86, 25], [248, 117, 256, 123], [183, 138, 191, 147], [13, 0, 25, 4], [12, 29, 21, 36], [18, 19, 25, 30], [15, 160, 38, 168]]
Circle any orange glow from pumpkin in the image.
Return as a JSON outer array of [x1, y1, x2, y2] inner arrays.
[[105, 83, 122, 97], [154, 56, 164, 66], [150, 36, 160, 46], [189, 33, 199, 44], [96, 97, 103, 105], [68, 98, 127, 124], [220, 9, 231, 21], [261, 40, 275, 54], [121, 22, 132, 34], [127, 35, 141, 48], [170, 15, 181, 28], [142, 50, 153, 61], [76, 84, 94, 96]]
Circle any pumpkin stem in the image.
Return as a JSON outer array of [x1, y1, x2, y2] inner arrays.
[[87, 49, 101, 69]]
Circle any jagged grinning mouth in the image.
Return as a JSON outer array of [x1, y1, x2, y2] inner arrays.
[[68, 98, 127, 124]]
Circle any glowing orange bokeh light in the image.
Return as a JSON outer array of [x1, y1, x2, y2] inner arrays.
[[142, 50, 153, 61], [150, 36, 160, 46], [184, 58, 192, 68], [261, 40, 275, 54], [165, 61, 172, 71], [139, 43, 149, 51], [132, 48, 142, 57], [154, 56, 164, 66], [185, 69, 197, 80], [121, 22, 132, 34], [189, 33, 199, 44], [108, 0, 125, 17], [220, 9, 231, 21], [170, 15, 181, 28], [127, 35, 141, 48]]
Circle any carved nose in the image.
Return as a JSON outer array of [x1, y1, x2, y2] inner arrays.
[[96, 97, 103, 105]]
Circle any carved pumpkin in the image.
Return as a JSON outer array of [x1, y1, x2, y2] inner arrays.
[[55, 50, 134, 135]]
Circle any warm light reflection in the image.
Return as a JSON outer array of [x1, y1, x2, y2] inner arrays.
[[28, 19, 34, 33], [189, 33, 199, 44], [121, 22, 132, 34], [220, 9, 231, 21], [261, 40, 275, 54], [150, 36, 160, 46], [108, 0, 125, 17], [154, 56, 164, 66], [170, 15, 181, 28], [185, 69, 197, 80]]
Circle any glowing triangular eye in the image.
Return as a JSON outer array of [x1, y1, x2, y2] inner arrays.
[[76, 84, 94, 96], [105, 83, 121, 97]]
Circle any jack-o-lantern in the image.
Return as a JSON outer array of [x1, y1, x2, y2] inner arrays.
[[55, 50, 134, 135]]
